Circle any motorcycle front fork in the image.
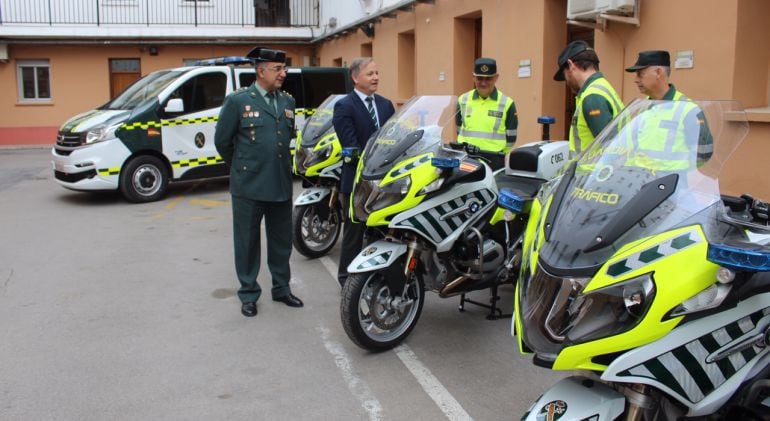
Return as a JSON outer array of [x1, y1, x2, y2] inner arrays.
[[623, 383, 655, 421]]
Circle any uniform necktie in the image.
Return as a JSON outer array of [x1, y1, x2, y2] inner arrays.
[[365, 96, 378, 129], [267, 91, 277, 114]]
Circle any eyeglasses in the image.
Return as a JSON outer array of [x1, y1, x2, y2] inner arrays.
[[265, 65, 287, 73]]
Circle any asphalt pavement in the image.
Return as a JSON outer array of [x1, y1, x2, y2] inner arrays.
[[0, 147, 565, 420]]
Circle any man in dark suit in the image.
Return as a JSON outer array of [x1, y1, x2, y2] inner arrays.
[[215, 47, 303, 317], [332, 57, 395, 287]]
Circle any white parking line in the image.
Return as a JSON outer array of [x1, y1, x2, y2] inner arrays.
[[318, 256, 472, 421], [394, 344, 473, 421], [317, 325, 384, 421]]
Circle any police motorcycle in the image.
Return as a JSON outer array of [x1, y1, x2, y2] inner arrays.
[[339, 95, 569, 351], [513, 99, 770, 420], [292, 94, 345, 258]]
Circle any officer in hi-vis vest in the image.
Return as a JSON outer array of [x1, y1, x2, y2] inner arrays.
[[456, 58, 518, 160], [554, 41, 624, 158], [624, 50, 713, 170]]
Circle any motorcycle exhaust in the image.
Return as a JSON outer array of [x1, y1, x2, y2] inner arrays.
[[438, 275, 468, 298]]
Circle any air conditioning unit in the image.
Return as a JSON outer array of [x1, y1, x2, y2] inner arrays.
[[567, 0, 636, 21]]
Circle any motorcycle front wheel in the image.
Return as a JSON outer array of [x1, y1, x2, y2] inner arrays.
[[292, 202, 342, 259], [340, 265, 425, 352]]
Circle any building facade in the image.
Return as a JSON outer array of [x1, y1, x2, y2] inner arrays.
[[1, 0, 769, 196], [0, 0, 320, 145], [313, 0, 770, 197]]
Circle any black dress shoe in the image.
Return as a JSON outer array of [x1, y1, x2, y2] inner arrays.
[[273, 293, 304, 308], [241, 302, 257, 317]]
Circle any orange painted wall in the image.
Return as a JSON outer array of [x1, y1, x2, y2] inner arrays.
[[316, 0, 568, 144], [315, 0, 770, 197]]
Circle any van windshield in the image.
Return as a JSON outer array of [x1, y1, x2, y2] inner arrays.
[[102, 70, 184, 110]]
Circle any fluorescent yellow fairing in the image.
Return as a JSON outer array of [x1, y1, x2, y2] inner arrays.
[[365, 153, 440, 227], [302, 132, 341, 177], [515, 195, 547, 353], [550, 225, 719, 371]]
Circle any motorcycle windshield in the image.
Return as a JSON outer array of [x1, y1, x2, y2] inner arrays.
[[539, 100, 749, 274], [360, 95, 460, 179], [300, 94, 345, 147]]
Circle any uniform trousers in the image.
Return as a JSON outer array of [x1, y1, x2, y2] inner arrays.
[[232, 195, 292, 303]]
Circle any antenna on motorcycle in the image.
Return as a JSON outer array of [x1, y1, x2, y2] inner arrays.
[[537, 116, 556, 141]]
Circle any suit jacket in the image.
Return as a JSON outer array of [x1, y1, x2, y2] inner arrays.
[[214, 84, 296, 201], [332, 91, 395, 193]]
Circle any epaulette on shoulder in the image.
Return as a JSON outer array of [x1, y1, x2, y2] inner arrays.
[[280, 90, 293, 98]]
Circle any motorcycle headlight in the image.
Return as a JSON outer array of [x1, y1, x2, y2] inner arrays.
[[85, 122, 121, 144], [304, 144, 333, 169], [564, 274, 656, 344], [366, 176, 411, 213]]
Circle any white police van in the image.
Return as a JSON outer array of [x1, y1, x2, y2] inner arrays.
[[52, 57, 350, 202]]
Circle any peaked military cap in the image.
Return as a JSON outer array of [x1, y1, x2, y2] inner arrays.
[[553, 40, 595, 81], [473, 58, 498, 77], [246, 47, 286, 63], [625, 50, 671, 72]]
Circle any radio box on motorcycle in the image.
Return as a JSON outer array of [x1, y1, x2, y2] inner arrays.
[[505, 141, 569, 182]]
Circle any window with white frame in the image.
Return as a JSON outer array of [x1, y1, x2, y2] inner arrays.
[[17, 59, 51, 102]]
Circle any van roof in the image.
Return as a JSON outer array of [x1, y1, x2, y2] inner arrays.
[[194, 56, 253, 66]]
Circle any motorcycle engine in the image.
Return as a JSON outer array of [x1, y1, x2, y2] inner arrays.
[[455, 238, 505, 275]]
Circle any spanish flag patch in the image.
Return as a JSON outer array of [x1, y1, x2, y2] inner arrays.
[[588, 109, 602, 116], [459, 161, 479, 172]]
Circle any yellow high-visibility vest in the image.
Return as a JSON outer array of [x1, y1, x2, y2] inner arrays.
[[457, 90, 515, 152], [626, 99, 707, 171], [571, 77, 623, 156]]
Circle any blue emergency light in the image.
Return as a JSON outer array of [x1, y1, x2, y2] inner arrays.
[[431, 157, 460, 169], [707, 243, 770, 272], [497, 188, 525, 213], [194, 57, 253, 66]]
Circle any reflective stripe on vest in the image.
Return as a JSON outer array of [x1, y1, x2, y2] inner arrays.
[[458, 90, 514, 152], [628, 100, 702, 171], [571, 78, 623, 156]]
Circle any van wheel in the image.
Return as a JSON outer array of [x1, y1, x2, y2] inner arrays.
[[120, 155, 169, 203]]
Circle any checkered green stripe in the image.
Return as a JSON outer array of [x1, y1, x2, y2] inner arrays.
[[122, 116, 219, 131]]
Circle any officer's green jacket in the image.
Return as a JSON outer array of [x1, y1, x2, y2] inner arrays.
[[571, 72, 624, 156], [456, 88, 518, 152], [215, 84, 296, 201]]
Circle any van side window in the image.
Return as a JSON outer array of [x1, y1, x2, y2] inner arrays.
[[282, 73, 304, 108], [171, 72, 227, 114], [302, 72, 347, 109], [239, 73, 256, 88]]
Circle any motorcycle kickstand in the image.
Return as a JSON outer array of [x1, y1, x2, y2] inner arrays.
[[458, 284, 512, 320]]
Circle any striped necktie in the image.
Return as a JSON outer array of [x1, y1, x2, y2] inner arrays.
[[365, 96, 378, 129], [267, 91, 277, 114]]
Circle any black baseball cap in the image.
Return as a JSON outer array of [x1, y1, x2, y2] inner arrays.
[[625, 50, 670, 72], [473, 58, 498, 77], [553, 40, 594, 81], [246, 47, 286, 63]]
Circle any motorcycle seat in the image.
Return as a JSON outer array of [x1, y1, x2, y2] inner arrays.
[[494, 173, 544, 200]]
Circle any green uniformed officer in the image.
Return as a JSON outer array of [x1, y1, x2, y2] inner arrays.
[[456, 58, 518, 159], [554, 41, 624, 158], [625, 50, 713, 169], [214, 46, 303, 317]]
